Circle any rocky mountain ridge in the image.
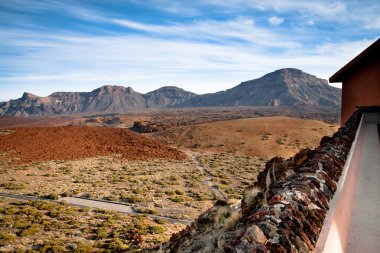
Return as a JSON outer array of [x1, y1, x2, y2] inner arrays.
[[0, 68, 341, 117], [187, 68, 340, 107]]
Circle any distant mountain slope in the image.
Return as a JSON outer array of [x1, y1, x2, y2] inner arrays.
[[0, 86, 147, 117], [0, 68, 341, 116], [189, 68, 341, 107], [144, 86, 197, 108]]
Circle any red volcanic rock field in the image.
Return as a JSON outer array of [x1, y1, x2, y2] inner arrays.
[[0, 126, 186, 164]]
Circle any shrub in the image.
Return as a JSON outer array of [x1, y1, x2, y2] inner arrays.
[[98, 238, 129, 251], [45, 193, 59, 200], [96, 228, 108, 239], [104, 195, 118, 201], [175, 190, 184, 195], [4, 207, 19, 215], [125, 195, 144, 204], [164, 190, 175, 196], [190, 192, 209, 201], [146, 225, 166, 234], [136, 208, 158, 215], [19, 224, 42, 237], [0, 182, 25, 190], [154, 218, 167, 225], [220, 179, 231, 185], [132, 188, 143, 194], [73, 241, 94, 253], [169, 196, 183, 203], [13, 220, 30, 229], [0, 232, 16, 246], [39, 242, 65, 253], [20, 207, 39, 216], [61, 191, 73, 197]]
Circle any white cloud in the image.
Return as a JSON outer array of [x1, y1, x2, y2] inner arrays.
[[109, 17, 301, 50], [307, 19, 315, 25], [201, 0, 346, 19], [1, 25, 375, 101], [1, 1, 378, 101], [268, 16, 284, 25], [158, 0, 380, 30], [365, 17, 380, 30]]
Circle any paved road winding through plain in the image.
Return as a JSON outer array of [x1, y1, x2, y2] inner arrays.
[[0, 192, 191, 225]]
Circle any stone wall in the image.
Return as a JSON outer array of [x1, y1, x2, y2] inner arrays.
[[160, 108, 375, 253]]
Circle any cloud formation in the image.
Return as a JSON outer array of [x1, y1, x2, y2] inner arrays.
[[0, 0, 379, 101], [268, 16, 284, 25]]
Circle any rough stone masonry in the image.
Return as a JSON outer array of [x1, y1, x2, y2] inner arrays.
[[161, 107, 368, 253]]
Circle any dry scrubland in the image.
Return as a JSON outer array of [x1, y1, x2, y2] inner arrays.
[[0, 154, 265, 252], [198, 153, 266, 199], [0, 115, 338, 252], [0, 154, 264, 221], [152, 116, 338, 159], [0, 197, 184, 252]]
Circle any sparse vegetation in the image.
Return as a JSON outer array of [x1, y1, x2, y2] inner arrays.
[[199, 153, 266, 199], [0, 130, 15, 135], [0, 198, 181, 251], [0, 232, 16, 246], [0, 156, 214, 220], [0, 109, 339, 252], [0, 182, 25, 190], [153, 116, 338, 159]]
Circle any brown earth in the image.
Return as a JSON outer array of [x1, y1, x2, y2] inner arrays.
[[0, 114, 151, 129], [0, 126, 186, 164], [0, 116, 83, 129], [151, 116, 338, 159]]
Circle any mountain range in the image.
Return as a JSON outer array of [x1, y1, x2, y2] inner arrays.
[[0, 68, 341, 117]]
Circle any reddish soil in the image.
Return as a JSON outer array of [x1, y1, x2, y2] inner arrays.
[[0, 116, 83, 129], [0, 126, 186, 164]]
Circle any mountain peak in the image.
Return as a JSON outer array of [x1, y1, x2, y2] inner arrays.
[[149, 86, 196, 95], [94, 85, 134, 95], [21, 92, 37, 100], [156, 86, 184, 91], [265, 68, 312, 80], [260, 68, 327, 87], [215, 68, 340, 107], [275, 68, 305, 75]]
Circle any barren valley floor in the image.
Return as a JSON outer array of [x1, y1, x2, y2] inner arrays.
[[0, 110, 339, 251]]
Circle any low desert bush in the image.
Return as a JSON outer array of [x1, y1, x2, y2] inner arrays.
[[45, 193, 59, 200], [154, 218, 167, 224], [19, 224, 42, 237], [125, 194, 144, 204], [0, 182, 25, 190], [73, 241, 94, 253], [0, 232, 16, 246]]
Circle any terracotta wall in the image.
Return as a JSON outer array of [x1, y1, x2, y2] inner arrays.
[[314, 114, 365, 252], [341, 56, 380, 125]]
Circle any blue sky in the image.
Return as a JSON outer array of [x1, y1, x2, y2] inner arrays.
[[0, 0, 379, 101]]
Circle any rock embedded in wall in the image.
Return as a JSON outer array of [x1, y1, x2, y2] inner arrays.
[[161, 108, 364, 253]]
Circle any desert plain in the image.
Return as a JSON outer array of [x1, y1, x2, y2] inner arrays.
[[0, 107, 338, 252]]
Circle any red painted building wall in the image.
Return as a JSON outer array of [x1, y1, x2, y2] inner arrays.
[[340, 55, 380, 125], [330, 38, 380, 125]]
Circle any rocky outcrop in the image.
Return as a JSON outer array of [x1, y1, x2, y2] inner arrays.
[[0, 69, 341, 116], [160, 108, 364, 253], [131, 121, 166, 133]]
